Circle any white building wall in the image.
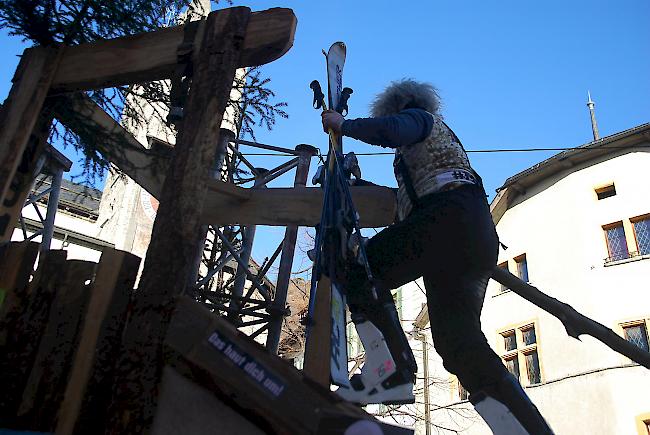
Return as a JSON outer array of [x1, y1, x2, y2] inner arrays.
[[395, 149, 650, 434], [12, 203, 106, 263]]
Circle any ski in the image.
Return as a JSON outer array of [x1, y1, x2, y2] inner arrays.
[[305, 42, 351, 387], [323, 42, 350, 387]]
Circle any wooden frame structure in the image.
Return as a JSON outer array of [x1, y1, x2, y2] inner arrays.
[[0, 5, 411, 434]]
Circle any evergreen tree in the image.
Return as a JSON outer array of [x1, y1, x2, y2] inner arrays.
[[0, 0, 287, 184]]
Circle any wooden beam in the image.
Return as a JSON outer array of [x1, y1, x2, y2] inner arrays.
[[0, 46, 62, 214], [202, 183, 397, 228], [57, 99, 397, 228], [164, 297, 388, 435], [0, 110, 56, 243], [0, 249, 68, 426], [55, 94, 166, 197], [0, 242, 39, 345], [18, 260, 95, 431], [107, 8, 252, 433], [50, 7, 296, 92], [302, 277, 332, 388], [56, 249, 140, 435]]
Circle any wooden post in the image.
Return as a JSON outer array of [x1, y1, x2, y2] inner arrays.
[[0, 241, 39, 343], [0, 46, 61, 216], [266, 144, 316, 352], [303, 277, 333, 387], [0, 249, 67, 426], [0, 110, 56, 243], [107, 7, 252, 433], [55, 249, 140, 435], [18, 260, 95, 431]]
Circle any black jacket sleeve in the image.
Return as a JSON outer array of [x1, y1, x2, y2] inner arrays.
[[340, 108, 434, 148]]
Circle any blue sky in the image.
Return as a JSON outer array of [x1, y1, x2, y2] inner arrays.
[[1, 1, 648, 195], [1, 1, 649, 270]]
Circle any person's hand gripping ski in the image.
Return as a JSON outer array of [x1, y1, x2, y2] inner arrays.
[[321, 109, 345, 135]]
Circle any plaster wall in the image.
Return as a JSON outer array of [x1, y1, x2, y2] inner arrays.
[[395, 149, 650, 434]]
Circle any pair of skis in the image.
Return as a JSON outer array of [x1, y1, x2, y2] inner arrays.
[[304, 42, 373, 387]]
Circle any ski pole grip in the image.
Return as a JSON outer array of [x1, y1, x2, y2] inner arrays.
[[310, 80, 325, 110], [336, 87, 353, 115]]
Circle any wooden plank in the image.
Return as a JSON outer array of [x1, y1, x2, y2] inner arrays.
[[151, 366, 266, 435], [106, 8, 253, 433], [18, 260, 95, 431], [55, 249, 140, 435], [0, 249, 68, 426], [55, 96, 396, 228], [203, 183, 397, 228], [54, 94, 166, 197], [0, 46, 62, 213], [50, 7, 296, 92], [302, 277, 332, 388], [0, 242, 39, 344], [0, 111, 55, 243], [164, 297, 384, 435]]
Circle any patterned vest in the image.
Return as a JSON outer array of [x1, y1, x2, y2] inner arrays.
[[393, 113, 473, 220]]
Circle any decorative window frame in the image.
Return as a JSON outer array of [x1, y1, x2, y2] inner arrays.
[[634, 412, 650, 435], [449, 374, 470, 403], [616, 316, 650, 360], [594, 182, 616, 200], [602, 212, 650, 266], [630, 213, 650, 256], [497, 320, 544, 386], [493, 254, 530, 297]]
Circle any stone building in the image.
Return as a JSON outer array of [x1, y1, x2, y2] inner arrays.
[[387, 121, 650, 434]]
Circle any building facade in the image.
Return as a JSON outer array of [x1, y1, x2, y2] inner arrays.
[[380, 123, 650, 434]]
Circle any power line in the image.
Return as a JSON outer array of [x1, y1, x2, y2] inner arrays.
[[237, 144, 650, 157]]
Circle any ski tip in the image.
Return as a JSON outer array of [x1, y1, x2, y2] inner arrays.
[[327, 41, 347, 55]]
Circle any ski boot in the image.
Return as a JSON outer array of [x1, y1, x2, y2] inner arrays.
[[470, 373, 554, 434], [337, 303, 417, 405]]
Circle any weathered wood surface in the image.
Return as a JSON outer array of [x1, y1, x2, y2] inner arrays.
[[0, 46, 62, 215], [0, 242, 39, 345], [151, 366, 266, 435], [50, 7, 296, 92], [55, 94, 166, 197], [55, 249, 140, 435], [57, 95, 398, 227], [203, 183, 397, 227], [0, 249, 67, 426], [302, 276, 333, 388], [492, 267, 650, 369], [18, 260, 95, 431], [106, 8, 251, 434], [0, 111, 57, 243], [165, 297, 402, 435]]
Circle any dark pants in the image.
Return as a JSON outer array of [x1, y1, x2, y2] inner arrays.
[[347, 184, 510, 394]]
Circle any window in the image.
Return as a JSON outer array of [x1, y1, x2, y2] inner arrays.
[[503, 330, 517, 352], [524, 351, 541, 384], [515, 254, 529, 282], [604, 222, 629, 262], [632, 215, 650, 256], [504, 355, 520, 380], [458, 381, 469, 401], [500, 323, 541, 385], [595, 183, 616, 200], [623, 322, 649, 352], [497, 262, 509, 292], [522, 326, 537, 346]]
